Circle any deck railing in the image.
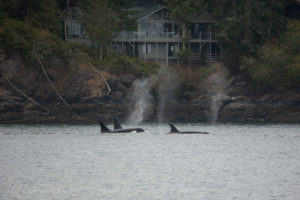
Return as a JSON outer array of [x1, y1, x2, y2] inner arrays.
[[64, 31, 217, 41], [115, 31, 217, 41]]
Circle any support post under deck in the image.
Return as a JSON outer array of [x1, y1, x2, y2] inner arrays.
[[144, 42, 146, 60], [156, 42, 158, 62], [166, 42, 169, 67]]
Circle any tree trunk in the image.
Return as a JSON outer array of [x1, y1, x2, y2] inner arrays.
[[182, 23, 186, 51]]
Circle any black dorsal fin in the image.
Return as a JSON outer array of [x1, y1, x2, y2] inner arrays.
[[113, 117, 123, 130], [99, 120, 110, 132], [169, 123, 179, 133]]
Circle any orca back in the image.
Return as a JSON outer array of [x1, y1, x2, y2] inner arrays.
[[99, 120, 111, 133], [113, 117, 123, 130], [169, 123, 179, 133]]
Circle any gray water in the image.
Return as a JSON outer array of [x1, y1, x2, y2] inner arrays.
[[0, 124, 299, 200]]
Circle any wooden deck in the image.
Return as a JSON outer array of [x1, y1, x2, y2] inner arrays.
[[113, 31, 219, 43], [113, 38, 219, 43]]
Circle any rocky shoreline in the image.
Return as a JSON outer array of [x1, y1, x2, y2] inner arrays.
[[1, 55, 300, 124]]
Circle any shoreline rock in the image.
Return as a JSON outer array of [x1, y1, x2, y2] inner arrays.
[[1, 56, 299, 124]]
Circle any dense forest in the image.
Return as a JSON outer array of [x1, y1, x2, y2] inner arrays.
[[0, 0, 299, 91]]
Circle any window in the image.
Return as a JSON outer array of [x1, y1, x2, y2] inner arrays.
[[67, 22, 82, 36], [152, 22, 162, 37], [169, 44, 178, 56], [142, 44, 151, 54], [164, 23, 172, 33], [115, 44, 121, 53]]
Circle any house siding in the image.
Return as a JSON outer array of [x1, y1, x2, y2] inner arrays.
[[61, 5, 221, 65]]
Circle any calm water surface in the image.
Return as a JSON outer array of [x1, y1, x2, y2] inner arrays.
[[0, 123, 299, 200]]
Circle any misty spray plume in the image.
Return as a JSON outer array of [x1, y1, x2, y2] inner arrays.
[[127, 64, 179, 124], [127, 78, 152, 125], [204, 63, 234, 123], [156, 64, 179, 122]]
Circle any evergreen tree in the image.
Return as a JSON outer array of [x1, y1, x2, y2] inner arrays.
[[206, 0, 286, 73], [81, 0, 137, 60], [81, 0, 118, 60], [1, 0, 43, 20], [31, 0, 61, 33], [240, 20, 300, 90], [0, 0, 6, 23], [163, 0, 205, 50], [110, 0, 137, 31]]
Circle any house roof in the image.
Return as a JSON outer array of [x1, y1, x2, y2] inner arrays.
[[60, 6, 83, 18], [136, 4, 167, 21]]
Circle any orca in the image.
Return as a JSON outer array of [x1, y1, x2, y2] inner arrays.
[[113, 117, 123, 130], [99, 120, 144, 133], [168, 123, 209, 134]]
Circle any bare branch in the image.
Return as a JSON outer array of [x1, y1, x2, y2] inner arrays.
[[1, 72, 49, 112], [88, 63, 111, 95], [38, 59, 70, 106]]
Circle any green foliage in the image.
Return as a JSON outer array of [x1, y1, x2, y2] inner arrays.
[[101, 52, 158, 76], [81, 0, 118, 60], [0, 18, 32, 61], [1, 0, 28, 19], [0, 16, 80, 66], [31, 0, 61, 34], [80, 0, 137, 60], [163, 0, 205, 50], [0, 0, 6, 21], [175, 65, 214, 100], [176, 80, 196, 100], [109, 0, 138, 31], [176, 49, 191, 60], [208, 0, 286, 73], [282, 20, 300, 56], [163, 0, 205, 23], [196, 67, 214, 81], [0, 0, 49, 21], [31, 29, 80, 62], [241, 20, 300, 90], [241, 46, 288, 90]]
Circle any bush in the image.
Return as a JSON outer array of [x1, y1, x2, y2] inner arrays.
[[101, 52, 158, 76], [31, 29, 81, 62], [240, 20, 300, 90], [176, 49, 191, 60], [0, 18, 32, 61], [241, 46, 289, 90], [196, 67, 214, 82], [0, 17, 81, 66], [176, 80, 196, 100]]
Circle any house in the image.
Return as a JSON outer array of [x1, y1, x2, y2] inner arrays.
[[60, 6, 88, 44], [61, 3, 221, 65]]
